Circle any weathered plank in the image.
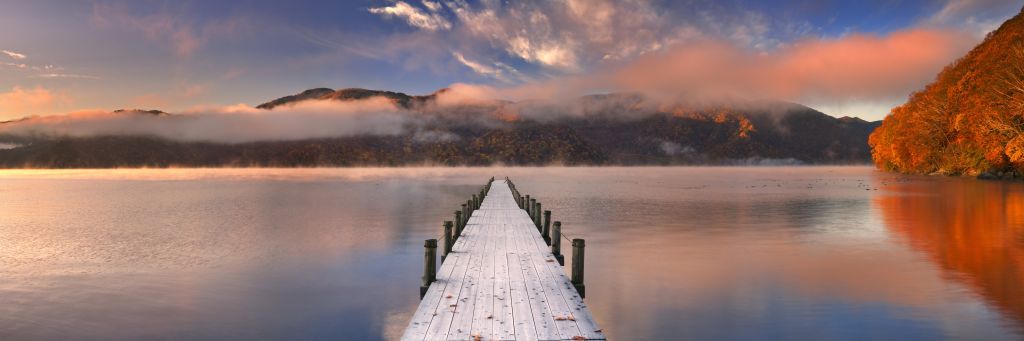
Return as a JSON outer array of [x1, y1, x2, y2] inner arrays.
[[422, 228, 479, 339], [402, 180, 604, 341], [492, 222, 516, 340]]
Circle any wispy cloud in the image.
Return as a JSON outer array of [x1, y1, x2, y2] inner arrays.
[[369, 1, 451, 31], [452, 52, 521, 82], [2, 50, 27, 60], [366, 0, 802, 72], [91, 3, 251, 58], [32, 73, 101, 80], [928, 0, 1022, 36], [1, 55, 94, 81]]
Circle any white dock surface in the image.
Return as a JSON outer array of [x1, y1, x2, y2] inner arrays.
[[402, 180, 604, 341]]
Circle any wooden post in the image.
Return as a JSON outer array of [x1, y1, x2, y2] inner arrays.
[[551, 221, 564, 265], [571, 239, 585, 298], [534, 202, 542, 230], [443, 221, 453, 263], [543, 210, 552, 245], [524, 195, 530, 210], [532, 197, 540, 219], [461, 203, 469, 227], [421, 239, 437, 299], [472, 194, 479, 210], [454, 211, 463, 237]]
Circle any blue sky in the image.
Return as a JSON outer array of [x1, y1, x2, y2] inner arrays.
[[0, 0, 1020, 120]]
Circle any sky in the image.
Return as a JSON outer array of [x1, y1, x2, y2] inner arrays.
[[0, 0, 1021, 121]]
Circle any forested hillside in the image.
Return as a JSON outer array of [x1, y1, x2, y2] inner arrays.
[[869, 8, 1024, 177]]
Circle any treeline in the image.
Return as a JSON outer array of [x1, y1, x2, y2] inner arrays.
[[0, 109, 877, 168]]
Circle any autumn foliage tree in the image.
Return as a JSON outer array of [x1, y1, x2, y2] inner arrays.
[[870, 8, 1024, 175]]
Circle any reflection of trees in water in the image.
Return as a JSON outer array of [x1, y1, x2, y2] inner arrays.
[[875, 179, 1024, 329]]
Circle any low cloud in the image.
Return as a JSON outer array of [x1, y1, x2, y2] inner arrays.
[[0, 86, 69, 119], [0, 97, 421, 143], [618, 28, 974, 101]]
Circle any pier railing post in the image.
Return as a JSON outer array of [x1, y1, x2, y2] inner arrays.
[[421, 239, 437, 299], [543, 210, 551, 244], [530, 198, 537, 219], [534, 202, 542, 230], [455, 211, 463, 237], [571, 238, 585, 298], [443, 221, 453, 262], [472, 194, 479, 210], [552, 221, 564, 265], [524, 195, 530, 211], [461, 203, 469, 227]]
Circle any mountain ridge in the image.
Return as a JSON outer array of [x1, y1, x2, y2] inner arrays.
[[0, 88, 880, 168]]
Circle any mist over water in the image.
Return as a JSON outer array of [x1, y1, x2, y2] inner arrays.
[[0, 167, 1022, 340]]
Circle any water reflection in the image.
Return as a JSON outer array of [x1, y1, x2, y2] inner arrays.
[[0, 171, 487, 340], [876, 176, 1024, 332], [493, 167, 1023, 339], [1, 167, 1022, 340]]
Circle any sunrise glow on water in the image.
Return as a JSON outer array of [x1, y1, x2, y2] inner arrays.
[[1, 167, 1022, 339]]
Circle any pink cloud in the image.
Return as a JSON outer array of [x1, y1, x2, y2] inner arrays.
[[0, 86, 71, 119], [449, 27, 976, 107]]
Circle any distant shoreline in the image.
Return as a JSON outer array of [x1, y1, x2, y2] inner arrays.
[[0, 163, 878, 170]]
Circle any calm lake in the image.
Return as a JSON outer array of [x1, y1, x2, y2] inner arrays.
[[1, 167, 1022, 340]]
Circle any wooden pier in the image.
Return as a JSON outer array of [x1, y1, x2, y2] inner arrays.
[[402, 178, 604, 341]]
